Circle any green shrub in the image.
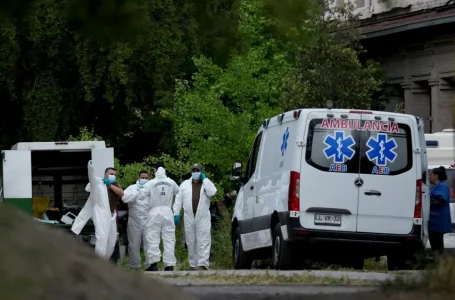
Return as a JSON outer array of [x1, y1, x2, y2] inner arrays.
[[210, 209, 233, 269]]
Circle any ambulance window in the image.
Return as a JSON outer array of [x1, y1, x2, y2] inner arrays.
[[305, 119, 360, 174], [359, 124, 412, 175], [245, 132, 263, 181]]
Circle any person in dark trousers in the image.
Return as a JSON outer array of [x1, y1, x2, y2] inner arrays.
[[428, 166, 452, 260]]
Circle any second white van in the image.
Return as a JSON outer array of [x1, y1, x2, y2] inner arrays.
[[230, 108, 429, 271], [424, 130, 455, 250]]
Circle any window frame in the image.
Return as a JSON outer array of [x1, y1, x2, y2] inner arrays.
[[245, 132, 263, 181], [305, 118, 413, 176]]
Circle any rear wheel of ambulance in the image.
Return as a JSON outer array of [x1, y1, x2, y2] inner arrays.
[[233, 227, 253, 269], [272, 223, 292, 270]]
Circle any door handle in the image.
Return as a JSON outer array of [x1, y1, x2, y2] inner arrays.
[[250, 186, 254, 190], [364, 190, 381, 196]]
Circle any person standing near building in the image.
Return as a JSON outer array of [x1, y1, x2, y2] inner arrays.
[[173, 163, 217, 270], [140, 166, 180, 271], [122, 170, 150, 269], [428, 166, 452, 260]]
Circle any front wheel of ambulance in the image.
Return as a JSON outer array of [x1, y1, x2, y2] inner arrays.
[[272, 223, 292, 270], [233, 227, 253, 269]]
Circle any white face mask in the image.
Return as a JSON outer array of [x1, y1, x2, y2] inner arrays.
[[108, 175, 116, 183], [192, 172, 201, 180]]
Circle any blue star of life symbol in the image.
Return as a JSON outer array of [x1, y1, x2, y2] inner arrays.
[[281, 127, 290, 156], [323, 131, 355, 164], [366, 133, 397, 167]]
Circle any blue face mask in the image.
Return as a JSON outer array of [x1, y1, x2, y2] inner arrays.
[[139, 179, 148, 186], [108, 175, 116, 183], [192, 172, 201, 180]]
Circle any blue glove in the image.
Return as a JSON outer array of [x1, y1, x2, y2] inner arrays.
[[200, 173, 207, 181], [174, 215, 181, 225], [103, 178, 111, 186]]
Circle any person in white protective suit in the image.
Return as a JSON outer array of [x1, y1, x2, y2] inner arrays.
[[140, 166, 180, 271], [72, 162, 124, 261], [121, 170, 150, 269], [173, 163, 217, 270]]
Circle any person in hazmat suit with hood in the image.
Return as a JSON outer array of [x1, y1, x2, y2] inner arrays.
[[173, 163, 217, 270], [121, 170, 150, 269], [139, 166, 180, 271], [72, 161, 124, 260]]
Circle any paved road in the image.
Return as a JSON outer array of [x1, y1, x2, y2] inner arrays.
[[148, 270, 421, 300], [145, 269, 417, 283], [177, 284, 390, 300]]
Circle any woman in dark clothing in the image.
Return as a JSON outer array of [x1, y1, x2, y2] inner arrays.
[[428, 166, 452, 259]]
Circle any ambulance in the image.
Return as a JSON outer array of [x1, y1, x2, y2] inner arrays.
[[424, 129, 455, 250], [230, 107, 429, 271]]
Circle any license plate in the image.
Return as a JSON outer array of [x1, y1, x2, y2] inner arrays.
[[314, 214, 342, 226]]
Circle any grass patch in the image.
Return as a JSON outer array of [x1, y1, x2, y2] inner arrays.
[[383, 254, 455, 294]]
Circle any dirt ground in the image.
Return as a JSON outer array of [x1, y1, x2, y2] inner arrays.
[[0, 205, 198, 300]]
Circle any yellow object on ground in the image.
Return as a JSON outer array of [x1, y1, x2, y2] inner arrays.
[[32, 197, 51, 219]]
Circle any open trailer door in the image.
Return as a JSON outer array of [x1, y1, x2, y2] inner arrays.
[[1, 150, 32, 214], [91, 148, 115, 178]]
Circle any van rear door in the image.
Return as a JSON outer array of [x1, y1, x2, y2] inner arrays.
[[91, 148, 115, 177], [300, 112, 361, 232], [1, 150, 32, 214], [356, 113, 417, 235]]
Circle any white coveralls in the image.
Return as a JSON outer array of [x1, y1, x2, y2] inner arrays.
[[173, 176, 217, 268], [72, 161, 117, 260], [139, 167, 180, 266], [122, 181, 150, 268]]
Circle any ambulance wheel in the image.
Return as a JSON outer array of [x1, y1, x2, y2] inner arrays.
[[233, 227, 253, 269], [272, 223, 291, 270]]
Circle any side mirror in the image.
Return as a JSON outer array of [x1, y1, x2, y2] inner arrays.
[[230, 162, 242, 181]]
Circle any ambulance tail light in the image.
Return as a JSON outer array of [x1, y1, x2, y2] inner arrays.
[[288, 171, 300, 213], [414, 179, 422, 219]]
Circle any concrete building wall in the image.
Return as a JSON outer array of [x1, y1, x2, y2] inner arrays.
[[377, 36, 455, 132]]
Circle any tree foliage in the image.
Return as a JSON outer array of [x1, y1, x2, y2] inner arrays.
[[1, 0, 389, 195], [0, 0, 238, 162], [283, 0, 386, 110], [167, 0, 300, 197]]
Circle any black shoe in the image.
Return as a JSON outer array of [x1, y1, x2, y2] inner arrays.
[[145, 263, 158, 272], [164, 266, 174, 271], [196, 266, 208, 270]]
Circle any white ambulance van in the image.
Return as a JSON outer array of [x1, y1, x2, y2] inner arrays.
[[424, 129, 455, 250], [0, 141, 114, 236], [230, 108, 429, 271]]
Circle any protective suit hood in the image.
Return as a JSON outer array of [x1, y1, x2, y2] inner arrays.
[[155, 167, 167, 179]]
